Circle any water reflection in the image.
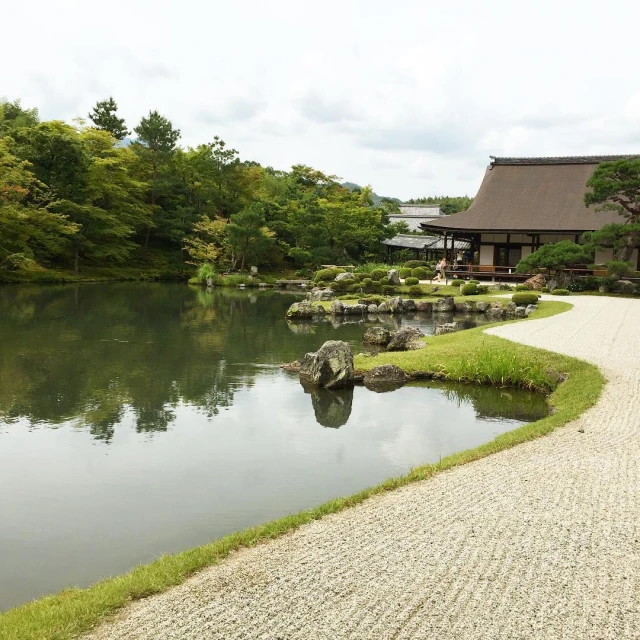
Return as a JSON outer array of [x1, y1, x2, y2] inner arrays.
[[301, 384, 354, 428]]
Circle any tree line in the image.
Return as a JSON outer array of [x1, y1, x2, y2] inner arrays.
[[0, 97, 417, 276]]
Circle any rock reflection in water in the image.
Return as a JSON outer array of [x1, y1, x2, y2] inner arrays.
[[301, 383, 353, 428]]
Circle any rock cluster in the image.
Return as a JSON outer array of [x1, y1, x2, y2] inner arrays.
[[524, 273, 545, 291], [286, 301, 326, 319]]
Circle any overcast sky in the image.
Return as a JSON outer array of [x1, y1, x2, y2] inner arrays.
[[4, 0, 640, 199]]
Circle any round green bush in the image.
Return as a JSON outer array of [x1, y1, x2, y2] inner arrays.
[[316, 280, 327, 288], [461, 283, 478, 296], [370, 269, 387, 280], [314, 268, 335, 282], [362, 277, 373, 288], [398, 268, 412, 279], [541, 286, 550, 293], [403, 260, 428, 269], [552, 289, 570, 296], [379, 277, 388, 285], [512, 292, 540, 305], [515, 284, 529, 291], [408, 285, 423, 297], [405, 277, 419, 286], [382, 285, 397, 295], [411, 267, 428, 279], [469, 279, 480, 285], [450, 279, 465, 288], [424, 270, 436, 280], [476, 285, 489, 294], [369, 281, 382, 293]]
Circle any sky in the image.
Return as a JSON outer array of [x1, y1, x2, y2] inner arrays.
[[4, 0, 640, 200]]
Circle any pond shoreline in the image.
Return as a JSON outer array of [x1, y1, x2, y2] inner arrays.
[[0, 298, 606, 640]]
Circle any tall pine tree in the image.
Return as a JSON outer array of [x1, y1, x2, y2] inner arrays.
[[88, 97, 129, 140]]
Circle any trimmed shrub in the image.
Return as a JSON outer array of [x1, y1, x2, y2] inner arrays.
[[512, 292, 540, 305], [450, 279, 465, 288], [568, 277, 600, 292], [316, 280, 327, 288], [469, 279, 480, 284], [369, 281, 382, 293], [424, 270, 436, 280], [552, 289, 570, 296], [379, 277, 388, 285], [408, 285, 423, 297], [314, 268, 335, 282], [370, 269, 387, 280], [405, 277, 419, 286], [476, 285, 489, 294], [411, 267, 428, 279], [398, 268, 412, 279], [461, 283, 478, 296], [515, 284, 529, 291], [541, 286, 550, 293], [382, 285, 397, 295], [362, 277, 373, 289], [403, 260, 428, 269]]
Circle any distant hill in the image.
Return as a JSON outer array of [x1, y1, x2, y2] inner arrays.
[[341, 182, 401, 207]]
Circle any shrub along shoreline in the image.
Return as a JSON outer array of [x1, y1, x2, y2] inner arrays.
[[0, 301, 605, 640]]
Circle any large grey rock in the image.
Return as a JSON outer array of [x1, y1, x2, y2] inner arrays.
[[387, 269, 401, 285], [547, 271, 572, 292], [206, 277, 214, 288], [309, 287, 334, 301], [387, 327, 424, 351], [415, 301, 433, 313], [299, 340, 355, 389], [515, 306, 527, 318], [335, 272, 356, 282], [345, 303, 367, 315], [475, 301, 490, 313], [329, 300, 345, 315], [455, 302, 474, 314], [367, 304, 378, 313], [362, 326, 393, 346], [525, 304, 538, 317], [433, 296, 455, 313], [363, 365, 409, 392], [506, 302, 517, 316], [435, 322, 459, 335], [286, 301, 325, 319], [486, 303, 505, 319], [387, 297, 404, 314], [377, 301, 390, 313], [250, 266, 258, 275], [403, 299, 417, 312], [615, 280, 636, 295]]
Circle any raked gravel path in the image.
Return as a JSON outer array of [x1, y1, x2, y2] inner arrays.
[[85, 295, 640, 640]]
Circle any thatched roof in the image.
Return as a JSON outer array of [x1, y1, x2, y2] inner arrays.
[[421, 155, 640, 234]]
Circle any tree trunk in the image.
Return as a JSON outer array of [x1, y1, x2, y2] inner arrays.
[[620, 229, 639, 262]]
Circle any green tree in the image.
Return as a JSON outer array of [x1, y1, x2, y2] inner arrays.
[[585, 158, 640, 261], [0, 138, 78, 264], [227, 205, 275, 271], [405, 195, 473, 214], [0, 99, 39, 134], [515, 241, 591, 275], [583, 222, 640, 262], [133, 110, 181, 249], [88, 97, 129, 140]]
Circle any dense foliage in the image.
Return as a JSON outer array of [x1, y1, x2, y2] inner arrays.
[[585, 158, 640, 262], [515, 241, 590, 274], [404, 195, 473, 214], [0, 98, 408, 276]]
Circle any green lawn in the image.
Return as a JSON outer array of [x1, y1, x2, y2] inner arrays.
[[0, 301, 604, 640]]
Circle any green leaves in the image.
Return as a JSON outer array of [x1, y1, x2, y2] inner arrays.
[[88, 97, 129, 140], [515, 240, 590, 274]]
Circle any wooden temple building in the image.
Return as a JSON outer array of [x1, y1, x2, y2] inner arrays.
[[420, 155, 640, 273]]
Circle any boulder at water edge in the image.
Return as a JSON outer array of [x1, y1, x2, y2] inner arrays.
[[309, 287, 334, 301], [387, 297, 403, 313], [387, 327, 425, 351], [299, 340, 355, 389], [434, 322, 459, 335], [415, 301, 433, 313], [475, 301, 490, 313], [363, 326, 392, 346], [286, 301, 326, 319], [433, 296, 455, 313], [363, 364, 409, 392], [330, 300, 345, 315]]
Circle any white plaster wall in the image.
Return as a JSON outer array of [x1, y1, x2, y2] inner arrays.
[[480, 245, 494, 266], [521, 246, 533, 259], [594, 248, 614, 265]]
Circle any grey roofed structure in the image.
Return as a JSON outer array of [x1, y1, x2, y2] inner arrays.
[[382, 235, 470, 250], [387, 203, 443, 232]]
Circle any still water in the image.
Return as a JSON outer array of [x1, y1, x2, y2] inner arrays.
[[0, 284, 547, 610]]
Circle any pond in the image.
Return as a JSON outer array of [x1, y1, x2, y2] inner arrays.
[[0, 284, 548, 611]]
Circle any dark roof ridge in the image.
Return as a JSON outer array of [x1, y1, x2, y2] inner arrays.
[[490, 154, 640, 166]]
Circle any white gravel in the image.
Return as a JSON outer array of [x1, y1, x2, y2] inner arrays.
[[84, 295, 640, 640]]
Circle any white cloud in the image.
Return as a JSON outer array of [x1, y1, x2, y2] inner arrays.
[[4, 0, 640, 199]]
